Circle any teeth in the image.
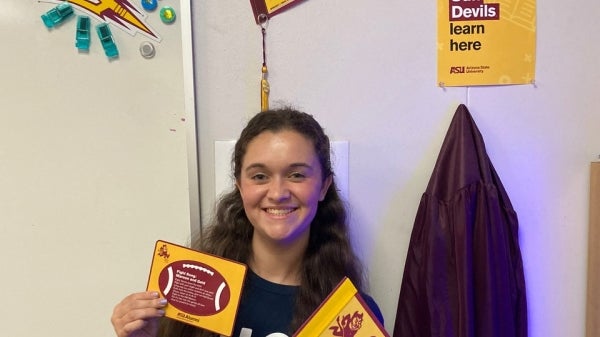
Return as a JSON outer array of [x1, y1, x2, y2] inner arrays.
[[266, 208, 294, 215]]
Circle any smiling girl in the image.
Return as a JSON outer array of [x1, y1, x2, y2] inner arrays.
[[111, 107, 383, 337]]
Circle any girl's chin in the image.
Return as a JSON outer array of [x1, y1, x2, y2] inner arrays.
[[259, 228, 310, 245]]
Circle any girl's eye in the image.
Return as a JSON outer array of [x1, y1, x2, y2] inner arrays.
[[251, 173, 268, 181], [289, 172, 306, 180]]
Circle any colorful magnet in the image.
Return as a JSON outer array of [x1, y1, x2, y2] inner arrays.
[[41, 2, 74, 28], [159, 6, 176, 24], [139, 41, 156, 59], [75, 16, 91, 51], [141, 0, 158, 11], [96, 23, 119, 59]]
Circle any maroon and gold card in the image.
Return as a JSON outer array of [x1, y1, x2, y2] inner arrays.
[[146, 240, 247, 336]]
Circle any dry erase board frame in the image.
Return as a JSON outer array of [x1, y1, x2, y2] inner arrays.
[[0, 1, 198, 337]]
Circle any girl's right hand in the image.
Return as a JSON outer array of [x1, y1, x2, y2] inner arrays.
[[111, 291, 167, 337]]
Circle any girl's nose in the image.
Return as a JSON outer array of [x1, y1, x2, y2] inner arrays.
[[267, 178, 291, 202]]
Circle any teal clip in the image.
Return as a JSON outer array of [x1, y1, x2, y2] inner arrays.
[[41, 2, 74, 28], [76, 16, 91, 51], [96, 23, 119, 59]]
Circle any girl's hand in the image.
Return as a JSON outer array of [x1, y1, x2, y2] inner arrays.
[[111, 291, 167, 337]]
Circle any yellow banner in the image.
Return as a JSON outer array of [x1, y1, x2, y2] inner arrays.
[[437, 0, 536, 86], [264, 0, 299, 14], [293, 278, 390, 337], [250, 0, 304, 23]]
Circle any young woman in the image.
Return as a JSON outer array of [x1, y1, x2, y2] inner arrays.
[[111, 107, 383, 337]]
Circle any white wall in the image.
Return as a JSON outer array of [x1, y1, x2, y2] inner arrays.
[[192, 1, 600, 336], [0, 2, 197, 337]]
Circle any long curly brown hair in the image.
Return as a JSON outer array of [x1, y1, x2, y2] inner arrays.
[[157, 107, 366, 337]]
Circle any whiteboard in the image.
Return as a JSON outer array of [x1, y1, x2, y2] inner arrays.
[[0, 1, 197, 337]]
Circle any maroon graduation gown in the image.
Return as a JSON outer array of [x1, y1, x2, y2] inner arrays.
[[392, 104, 527, 337]]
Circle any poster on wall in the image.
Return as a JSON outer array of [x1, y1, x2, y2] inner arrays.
[[437, 0, 536, 87]]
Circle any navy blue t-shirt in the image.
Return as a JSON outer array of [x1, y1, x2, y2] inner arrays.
[[231, 271, 384, 337]]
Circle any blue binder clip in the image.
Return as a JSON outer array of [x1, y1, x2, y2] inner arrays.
[[75, 16, 91, 51], [41, 2, 74, 28], [96, 23, 119, 59]]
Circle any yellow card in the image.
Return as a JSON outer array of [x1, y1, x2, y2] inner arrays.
[[146, 240, 247, 336]]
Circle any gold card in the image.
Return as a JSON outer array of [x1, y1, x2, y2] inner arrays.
[[146, 240, 247, 336]]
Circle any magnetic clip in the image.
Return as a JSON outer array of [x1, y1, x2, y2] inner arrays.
[[75, 16, 91, 51], [41, 2, 74, 28], [96, 23, 119, 59]]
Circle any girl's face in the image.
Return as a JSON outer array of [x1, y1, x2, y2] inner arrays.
[[236, 130, 332, 247]]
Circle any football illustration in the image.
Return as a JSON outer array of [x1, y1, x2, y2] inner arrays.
[[158, 260, 231, 316]]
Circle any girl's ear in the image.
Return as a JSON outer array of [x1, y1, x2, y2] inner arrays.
[[319, 175, 333, 201]]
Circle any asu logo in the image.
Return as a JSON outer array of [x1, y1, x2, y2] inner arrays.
[[48, 0, 161, 41], [157, 244, 170, 260], [450, 66, 465, 74], [329, 311, 364, 337]]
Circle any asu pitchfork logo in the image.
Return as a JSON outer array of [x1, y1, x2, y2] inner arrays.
[[48, 0, 160, 41]]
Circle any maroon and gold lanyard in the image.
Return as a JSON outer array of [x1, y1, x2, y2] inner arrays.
[[259, 14, 270, 112]]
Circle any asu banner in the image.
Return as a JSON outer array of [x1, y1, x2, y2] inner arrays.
[[293, 278, 390, 337], [437, 0, 536, 86], [250, 0, 304, 23]]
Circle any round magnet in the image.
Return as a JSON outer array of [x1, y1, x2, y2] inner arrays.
[[139, 41, 156, 59], [141, 0, 158, 11], [160, 6, 176, 24]]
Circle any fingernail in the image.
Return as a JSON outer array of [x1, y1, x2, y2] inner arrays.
[[151, 291, 160, 298], [158, 298, 168, 305], [157, 309, 165, 316]]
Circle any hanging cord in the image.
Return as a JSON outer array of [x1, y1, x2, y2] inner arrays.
[[259, 14, 270, 112]]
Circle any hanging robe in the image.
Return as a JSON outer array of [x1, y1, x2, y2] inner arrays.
[[392, 104, 527, 337]]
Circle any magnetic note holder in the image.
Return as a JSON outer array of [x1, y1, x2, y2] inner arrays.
[[75, 16, 91, 51], [41, 2, 74, 28]]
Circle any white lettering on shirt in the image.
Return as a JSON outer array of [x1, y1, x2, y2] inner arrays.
[[236, 328, 289, 337]]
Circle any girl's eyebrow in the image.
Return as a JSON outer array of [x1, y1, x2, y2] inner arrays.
[[243, 162, 314, 172], [289, 163, 313, 170], [243, 163, 266, 172]]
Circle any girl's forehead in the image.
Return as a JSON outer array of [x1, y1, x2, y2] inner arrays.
[[243, 130, 318, 164], [248, 130, 313, 149]]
